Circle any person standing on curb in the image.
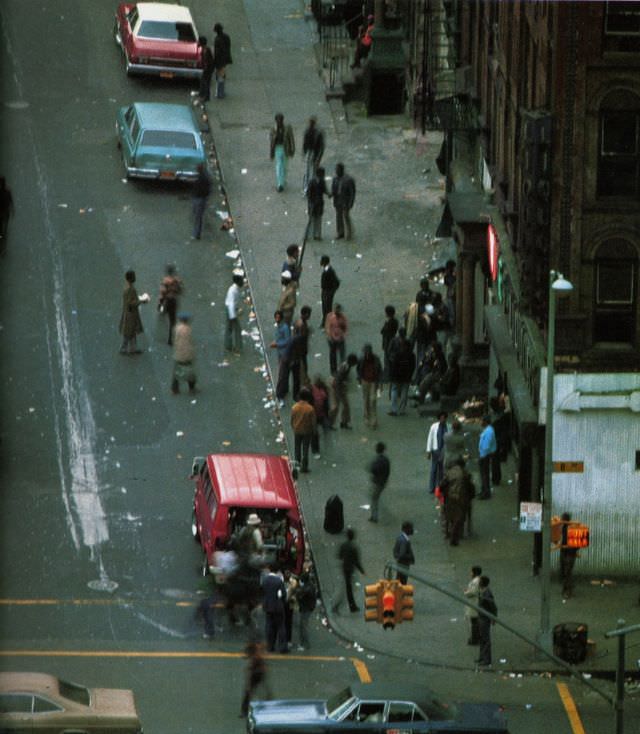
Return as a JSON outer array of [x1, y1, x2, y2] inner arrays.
[[269, 113, 295, 192], [191, 163, 211, 240], [307, 167, 328, 240], [119, 269, 148, 355], [443, 418, 467, 469], [368, 441, 390, 523], [302, 116, 325, 194], [171, 313, 197, 394], [331, 162, 356, 240], [478, 415, 497, 499], [319, 255, 340, 327], [476, 575, 497, 667], [357, 343, 382, 428], [224, 273, 244, 354], [290, 305, 312, 400], [213, 23, 232, 99], [324, 303, 348, 374], [463, 565, 482, 646], [157, 264, 183, 345], [270, 309, 292, 408], [393, 521, 415, 584], [295, 563, 317, 650], [388, 328, 415, 416], [333, 527, 365, 613], [290, 388, 316, 474], [262, 564, 288, 653], [440, 458, 474, 545], [197, 36, 215, 103], [380, 305, 399, 384], [426, 411, 449, 493], [278, 270, 297, 326], [282, 244, 302, 283], [330, 353, 358, 429]]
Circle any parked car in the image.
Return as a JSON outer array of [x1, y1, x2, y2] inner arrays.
[[191, 453, 305, 576], [113, 2, 203, 79], [116, 102, 206, 181], [0, 672, 143, 732], [247, 682, 509, 734]]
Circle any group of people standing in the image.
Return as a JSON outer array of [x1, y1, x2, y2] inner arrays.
[[197, 24, 233, 103]]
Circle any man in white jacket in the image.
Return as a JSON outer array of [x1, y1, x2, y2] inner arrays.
[[426, 411, 449, 493]]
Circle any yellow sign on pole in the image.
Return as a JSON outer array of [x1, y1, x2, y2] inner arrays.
[[552, 461, 584, 473]]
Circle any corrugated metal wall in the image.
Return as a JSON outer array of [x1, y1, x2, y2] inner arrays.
[[548, 372, 640, 574]]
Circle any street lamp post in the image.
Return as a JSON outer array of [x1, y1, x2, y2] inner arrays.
[[539, 270, 573, 653]]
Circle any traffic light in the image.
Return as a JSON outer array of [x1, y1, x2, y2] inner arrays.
[[398, 584, 414, 622], [567, 523, 589, 549], [381, 582, 397, 630], [364, 582, 382, 622]]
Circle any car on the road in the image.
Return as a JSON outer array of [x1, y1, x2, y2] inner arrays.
[[247, 682, 509, 734], [113, 2, 203, 79], [0, 672, 143, 732], [116, 102, 206, 181], [191, 453, 306, 576]]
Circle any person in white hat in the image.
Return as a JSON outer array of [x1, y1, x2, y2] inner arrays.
[[278, 271, 297, 325], [237, 513, 264, 561]]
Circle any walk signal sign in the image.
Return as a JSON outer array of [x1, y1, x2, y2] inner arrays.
[[551, 516, 590, 548], [363, 580, 415, 628]]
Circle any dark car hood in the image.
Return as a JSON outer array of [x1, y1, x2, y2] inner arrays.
[[250, 699, 327, 724]]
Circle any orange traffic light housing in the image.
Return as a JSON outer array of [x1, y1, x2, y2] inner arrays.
[[398, 584, 414, 622], [364, 582, 381, 622], [381, 584, 397, 629]]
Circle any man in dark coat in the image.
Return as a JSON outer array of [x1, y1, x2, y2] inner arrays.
[[393, 521, 415, 584], [119, 270, 146, 355], [368, 442, 390, 523], [261, 565, 288, 653], [388, 328, 415, 416], [477, 576, 497, 666], [302, 117, 325, 194], [319, 255, 340, 327], [334, 527, 364, 613], [440, 459, 475, 546], [213, 23, 232, 98], [307, 167, 328, 240], [197, 36, 215, 102], [192, 163, 211, 240], [331, 162, 356, 240]]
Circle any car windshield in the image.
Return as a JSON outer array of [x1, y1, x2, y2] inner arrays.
[[138, 21, 196, 42], [326, 688, 355, 718], [57, 679, 90, 706], [141, 130, 197, 150]]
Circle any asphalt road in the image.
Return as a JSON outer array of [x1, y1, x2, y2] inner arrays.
[[0, 2, 630, 733]]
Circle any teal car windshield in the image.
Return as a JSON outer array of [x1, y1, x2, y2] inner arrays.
[[140, 130, 197, 149], [138, 21, 196, 42]]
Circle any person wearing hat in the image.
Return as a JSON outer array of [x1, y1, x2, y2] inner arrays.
[[237, 513, 264, 562], [277, 271, 297, 325], [171, 313, 196, 394], [224, 273, 244, 353]]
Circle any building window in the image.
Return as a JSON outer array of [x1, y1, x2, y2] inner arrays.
[[597, 91, 640, 197], [593, 239, 638, 344], [605, 2, 640, 35]]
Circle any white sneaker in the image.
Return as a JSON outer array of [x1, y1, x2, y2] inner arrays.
[[313, 454, 321, 459]]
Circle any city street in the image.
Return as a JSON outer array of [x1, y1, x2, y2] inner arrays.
[[1, 1, 638, 733]]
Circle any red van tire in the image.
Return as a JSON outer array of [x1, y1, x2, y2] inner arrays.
[[191, 510, 200, 542]]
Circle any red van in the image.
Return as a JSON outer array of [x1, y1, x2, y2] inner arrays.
[[191, 453, 305, 575]]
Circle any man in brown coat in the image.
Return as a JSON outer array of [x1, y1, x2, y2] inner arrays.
[[440, 458, 475, 546], [290, 388, 317, 473], [119, 269, 146, 355]]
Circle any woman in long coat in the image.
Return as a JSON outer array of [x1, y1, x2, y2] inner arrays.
[[119, 270, 144, 355]]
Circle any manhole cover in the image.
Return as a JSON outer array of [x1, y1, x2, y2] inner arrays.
[[87, 578, 119, 593]]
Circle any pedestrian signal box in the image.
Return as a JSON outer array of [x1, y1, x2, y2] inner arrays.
[[551, 516, 590, 548], [364, 580, 414, 628]]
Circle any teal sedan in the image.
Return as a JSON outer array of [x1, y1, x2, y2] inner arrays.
[[116, 102, 206, 181]]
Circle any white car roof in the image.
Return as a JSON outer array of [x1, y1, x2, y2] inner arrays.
[[136, 3, 195, 24]]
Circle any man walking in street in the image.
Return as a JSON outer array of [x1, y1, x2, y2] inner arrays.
[[476, 575, 497, 667], [331, 163, 356, 240], [330, 353, 358, 429], [557, 512, 579, 599], [478, 415, 497, 499], [388, 327, 414, 416], [213, 23, 232, 98], [197, 36, 215, 103], [324, 303, 348, 374], [426, 411, 449, 493], [368, 442, 390, 523], [302, 116, 325, 194], [307, 167, 328, 241], [439, 458, 474, 546], [393, 521, 415, 584], [171, 313, 197, 394], [380, 305, 399, 384], [224, 273, 244, 354], [290, 305, 312, 400], [463, 565, 482, 646], [157, 264, 183, 346], [119, 269, 148, 355], [334, 527, 365, 613], [290, 388, 316, 474], [357, 343, 382, 428], [261, 564, 288, 653], [240, 641, 271, 718], [192, 163, 211, 240], [270, 309, 292, 407], [319, 255, 340, 327], [269, 113, 295, 192]]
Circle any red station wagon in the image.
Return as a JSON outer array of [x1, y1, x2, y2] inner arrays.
[[191, 453, 305, 576]]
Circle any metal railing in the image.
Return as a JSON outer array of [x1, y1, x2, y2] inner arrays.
[[319, 23, 353, 90]]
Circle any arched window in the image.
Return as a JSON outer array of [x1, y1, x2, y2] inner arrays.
[[593, 238, 637, 343], [597, 90, 640, 197]]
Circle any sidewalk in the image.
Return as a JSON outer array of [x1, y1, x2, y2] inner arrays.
[[206, 0, 639, 676]]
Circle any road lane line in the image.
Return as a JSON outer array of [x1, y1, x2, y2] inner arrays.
[[350, 657, 372, 683], [556, 682, 586, 734]]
